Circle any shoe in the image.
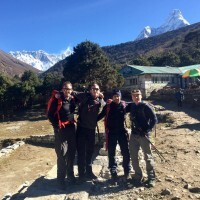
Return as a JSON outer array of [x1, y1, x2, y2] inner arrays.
[[86, 172, 97, 180], [111, 172, 118, 181], [77, 175, 86, 183], [57, 180, 66, 190], [132, 178, 142, 187], [124, 173, 132, 181], [145, 179, 155, 188]]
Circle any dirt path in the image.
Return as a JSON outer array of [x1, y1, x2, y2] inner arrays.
[[0, 144, 56, 198], [0, 102, 199, 199]]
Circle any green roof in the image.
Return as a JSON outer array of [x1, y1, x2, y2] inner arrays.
[[178, 64, 200, 73], [120, 64, 200, 77]]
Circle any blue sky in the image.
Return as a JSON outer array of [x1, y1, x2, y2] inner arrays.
[[0, 0, 199, 54]]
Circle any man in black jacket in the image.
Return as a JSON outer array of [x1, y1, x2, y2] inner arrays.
[[47, 82, 76, 189], [126, 89, 157, 187], [75, 83, 105, 181], [98, 89, 131, 181]]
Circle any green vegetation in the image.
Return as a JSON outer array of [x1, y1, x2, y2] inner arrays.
[[2, 23, 200, 120], [103, 22, 200, 67], [63, 41, 124, 90], [0, 41, 124, 120]]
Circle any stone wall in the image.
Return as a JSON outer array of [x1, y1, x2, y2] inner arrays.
[[149, 87, 200, 107]]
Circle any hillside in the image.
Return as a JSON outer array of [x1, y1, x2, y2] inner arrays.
[[0, 50, 40, 77], [41, 22, 200, 77], [103, 22, 200, 65]]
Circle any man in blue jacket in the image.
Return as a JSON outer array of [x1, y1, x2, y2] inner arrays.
[[126, 89, 157, 187]]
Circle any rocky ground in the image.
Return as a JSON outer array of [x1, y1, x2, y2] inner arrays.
[[0, 101, 200, 200]]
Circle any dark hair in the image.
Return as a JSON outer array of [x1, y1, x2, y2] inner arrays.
[[89, 83, 99, 90]]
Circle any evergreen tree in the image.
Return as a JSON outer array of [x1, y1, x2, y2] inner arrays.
[[63, 41, 124, 90]]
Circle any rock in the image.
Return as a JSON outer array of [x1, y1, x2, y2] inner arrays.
[[99, 148, 108, 156], [184, 184, 192, 189], [165, 175, 174, 182], [194, 194, 200, 199], [171, 196, 181, 200], [64, 191, 89, 200], [161, 188, 172, 195], [2, 193, 12, 199], [189, 187, 200, 193]]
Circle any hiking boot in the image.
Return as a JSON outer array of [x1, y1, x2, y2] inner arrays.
[[132, 178, 142, 187], [86, 172, 97, 180], [144, 179, 155, 188], [123, 173, 132, 181]]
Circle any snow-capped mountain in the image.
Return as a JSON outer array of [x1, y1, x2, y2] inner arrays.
[[9, 48, 72, 71], [136, 9, 190, 40]]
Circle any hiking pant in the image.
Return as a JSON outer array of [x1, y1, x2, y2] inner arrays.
[[177, 100, 183, 107], [54, 125, 76, 181], [129, 134, 155, 181], [76, 126, 95, 176], [108, 131, 131, 175]]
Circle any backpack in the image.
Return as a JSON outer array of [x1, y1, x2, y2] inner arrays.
[[130, 102, 157, 138], [47, 90, 75, 128]]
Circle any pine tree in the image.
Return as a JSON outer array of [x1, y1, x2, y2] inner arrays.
[[63, 41, 124, 90]]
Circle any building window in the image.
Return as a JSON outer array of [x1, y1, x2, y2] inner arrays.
[[129, 78, 138, 85], [152, 77, 158, 83]]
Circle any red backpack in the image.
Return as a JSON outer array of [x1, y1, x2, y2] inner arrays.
[[47, 90, 75, 128]]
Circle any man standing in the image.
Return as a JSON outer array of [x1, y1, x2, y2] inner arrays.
[[47, 82, 76, 190], [98, 89, 131, 182], [126, 89, 157, 187], [175, 88, 184, 108], [75, 83, 105, 181]]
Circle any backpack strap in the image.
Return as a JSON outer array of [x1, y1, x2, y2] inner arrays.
[[57, 96, 76, 129], [46, 90, 59, 114], [104, 99, 112, 150], [47, 90, 76, 129]]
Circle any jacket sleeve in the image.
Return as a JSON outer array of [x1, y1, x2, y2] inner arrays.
[[144, 104, 157, 133], [97, 104, 107, 121], [125, 103, 131, 113], [47, 98, 59, 127], [72, 91, 88, 103]]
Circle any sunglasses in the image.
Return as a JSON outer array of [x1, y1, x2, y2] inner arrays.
[[91, 88, 100, 91], [63, 88, 72, 91]]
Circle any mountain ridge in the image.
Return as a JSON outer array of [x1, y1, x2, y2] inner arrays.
[[9, 48, 72, 71], [136, 9, 190, 40], [0, 50, 40, 77], [102, 22, 200, 65]]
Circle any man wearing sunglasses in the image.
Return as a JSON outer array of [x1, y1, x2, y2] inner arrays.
[[74, 83, 105, 182], [47, 81, 76, 190]]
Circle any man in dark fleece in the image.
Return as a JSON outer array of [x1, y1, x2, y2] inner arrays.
[[126, 89, 157, 188], [98, 89, 131, 182], [74, 83, 105, 181], [47, 81, 76, 190]]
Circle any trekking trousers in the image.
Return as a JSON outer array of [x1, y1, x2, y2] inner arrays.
[[108, 132, 131, 175], [76, 126, 96, 176], [54, 125, 76, 181], [129, 134, 155, 181]]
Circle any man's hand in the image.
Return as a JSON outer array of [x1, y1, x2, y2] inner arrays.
[[55, 93, 60, 99], [99, 92, 104, 98]]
